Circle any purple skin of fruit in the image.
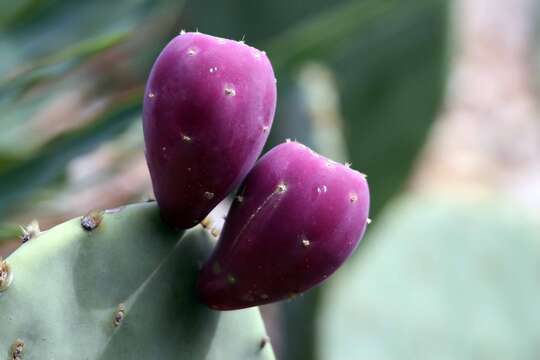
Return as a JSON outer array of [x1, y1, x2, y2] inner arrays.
[[197, 141, 370, 310], [143, 32, 277, 229]]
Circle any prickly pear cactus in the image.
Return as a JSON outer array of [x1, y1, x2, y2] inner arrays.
[[0, 203, 274, 359], [318, 194, 540, 360]]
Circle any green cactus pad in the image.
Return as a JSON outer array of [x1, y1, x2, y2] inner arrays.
[[0, 202, 274, 359], [318, 194, 540, 360]]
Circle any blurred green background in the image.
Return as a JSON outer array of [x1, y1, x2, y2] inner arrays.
[[1, 0, 540, 358]]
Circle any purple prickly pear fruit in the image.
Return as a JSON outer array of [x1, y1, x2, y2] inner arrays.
[[197, 141, 370, 310], [143, 32, 277, 229]]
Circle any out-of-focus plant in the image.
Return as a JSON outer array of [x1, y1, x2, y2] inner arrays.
[[0, 0, 184, 229]]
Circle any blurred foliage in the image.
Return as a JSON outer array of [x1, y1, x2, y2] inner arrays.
[[319, 193, 540, 359], [0, 0, 448, 359], [0, 90, 141, 217], [0, 0, 182, 221], [0, 0, 447, 224], [0, 223, 21, 243]]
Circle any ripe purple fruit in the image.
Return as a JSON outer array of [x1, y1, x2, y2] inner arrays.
[[197, 141, 370, 310], [143, 32, 277, 229]]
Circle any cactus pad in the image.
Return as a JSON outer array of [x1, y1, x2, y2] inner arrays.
[[319, 194, 540, 360], [0, 203, 274, 359]]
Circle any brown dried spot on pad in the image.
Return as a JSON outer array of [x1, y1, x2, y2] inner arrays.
[[210, 227, 221, 238], [11, 338, 24, 359], [201, 217, 212, 229], [81, 210, 104, 231], [0, 258, 13, 292], [113, 304, 126, 327], [19, 220, 40, 244]]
